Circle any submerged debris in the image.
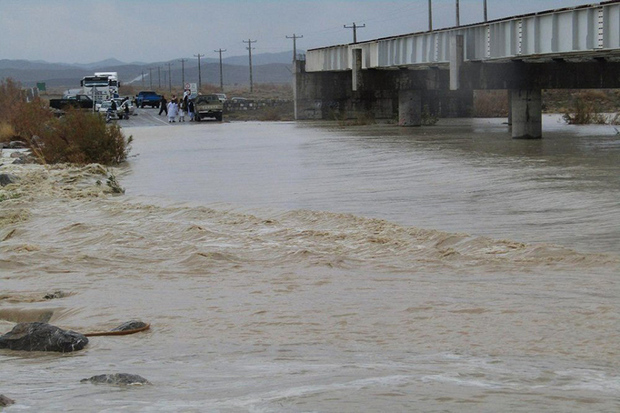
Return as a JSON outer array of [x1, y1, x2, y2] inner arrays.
[[43, 290, 67, 300], [84, 320, 150, 337], [80, 373, 151, 386]]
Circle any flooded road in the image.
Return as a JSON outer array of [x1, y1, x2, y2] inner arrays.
[[1, 112, 619, 412]]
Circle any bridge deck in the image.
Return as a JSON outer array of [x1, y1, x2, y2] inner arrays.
[[306, 0, 620, 72]]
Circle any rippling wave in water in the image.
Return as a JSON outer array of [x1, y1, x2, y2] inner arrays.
[[1, 119, 618, 412]]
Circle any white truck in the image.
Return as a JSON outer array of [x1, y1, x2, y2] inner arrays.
[[80, 72, 119, 103]]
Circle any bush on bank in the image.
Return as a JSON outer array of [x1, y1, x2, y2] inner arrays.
[[1, 78, 131, 165]]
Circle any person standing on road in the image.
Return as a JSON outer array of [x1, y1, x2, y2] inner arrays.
[[178, 98, 186, 122], [188, 99, 195, 121], [159, 95, 168, 116], [167, 98, 178, 123]]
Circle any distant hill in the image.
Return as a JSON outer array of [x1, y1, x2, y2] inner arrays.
[[0, 52, 300, 90]]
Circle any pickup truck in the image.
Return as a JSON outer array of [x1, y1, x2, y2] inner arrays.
[[193, 94, 223, 121], [135, 91, 162, 108], [49, 94, 94, 110]]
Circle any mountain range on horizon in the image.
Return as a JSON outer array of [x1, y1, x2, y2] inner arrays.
[[0, 50, 302, 90]]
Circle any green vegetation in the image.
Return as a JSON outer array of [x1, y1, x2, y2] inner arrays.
[[1, 78, 132, 166]]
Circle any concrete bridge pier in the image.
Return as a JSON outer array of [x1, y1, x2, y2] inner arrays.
[[398, 90, 422, 126], [511, 89, 542, 139]]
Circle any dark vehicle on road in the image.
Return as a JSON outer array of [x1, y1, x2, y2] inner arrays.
[[135, 91, 162, 108], [193, 94, 223, 121], [49, 94, 94, 110]]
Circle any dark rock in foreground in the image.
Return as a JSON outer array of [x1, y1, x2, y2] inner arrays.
[[0, 322, 88, 352], [0, 174, 17, 187], [9, 141, 27, 149], [111, 320, 148, 332], [0, 394, 15, 407], [81, 373, 151, 386]]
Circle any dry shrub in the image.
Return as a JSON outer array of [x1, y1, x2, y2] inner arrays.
[[2, 78, 131, 165], [37, 109, 132, 165], [0, 122, 16, 142], [562, 95, 608, 125], [0, 78, 24, 124], [10, 97, 54, 139], [474, 90, 509, 117]]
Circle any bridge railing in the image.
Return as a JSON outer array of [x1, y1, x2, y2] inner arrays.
[[306, 1, 620, 72]]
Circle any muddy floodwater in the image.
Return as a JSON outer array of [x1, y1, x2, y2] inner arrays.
[[1, 116, 619, 412]]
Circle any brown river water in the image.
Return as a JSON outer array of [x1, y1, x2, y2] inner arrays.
[[1, 115, 619, 412]]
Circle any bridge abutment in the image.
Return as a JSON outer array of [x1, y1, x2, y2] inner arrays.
[[511, 89, 542, 139]]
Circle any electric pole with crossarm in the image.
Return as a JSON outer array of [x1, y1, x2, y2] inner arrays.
[[286, 33, 303, 62], [243, 39, 257, 93], [214, 49, 227, 92], [178, 58, 188, 90], [344, 22, 365, 44], [194, 53, 205, 93]]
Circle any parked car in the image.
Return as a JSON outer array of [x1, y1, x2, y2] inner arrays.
[[193, 94, 223, 121], [97, 100, 128, 119], [214, 93, 227, 102], [49, 94, 94, 110], [135, 91, 162, 108], [117, 98, 136, 116]]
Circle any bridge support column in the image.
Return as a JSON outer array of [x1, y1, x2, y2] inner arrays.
[[511, 89, 542, 139], [352, 48, 363, 91], [398, 90, 422, 126]]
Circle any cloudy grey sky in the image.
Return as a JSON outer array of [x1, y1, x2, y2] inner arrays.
[[1, 0, 590, 64]]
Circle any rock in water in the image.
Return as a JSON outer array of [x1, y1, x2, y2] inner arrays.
[[110, 320, 148, 332], [0, 174, 17, 187], [80, 373, 151, 385], [0, 394, 15, 407], [0, 322, 88, 352]]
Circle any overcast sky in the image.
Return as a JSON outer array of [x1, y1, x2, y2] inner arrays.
[[1, 0, 591, 64]]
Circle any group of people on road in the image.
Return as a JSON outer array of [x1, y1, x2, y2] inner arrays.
[[158, 92, 195, 123]]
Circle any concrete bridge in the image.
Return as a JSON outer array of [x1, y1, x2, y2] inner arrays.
[[294, 0, 620, 138]]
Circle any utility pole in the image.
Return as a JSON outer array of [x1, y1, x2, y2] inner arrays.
[[157, 66, 162, 89], [428, 0, 433, 31], [178, 58, 188, 89], [243, 39, 257, 93], [214, 49, 226, 92], [286, 33, 303, 62], [194, 53, 205, 92], [167, 62, 173, 93], [483, 0, 488, 22], [148, 67, 154, 89], [456, 0, 460, 26], [141, 70, 145, 88], [344, 22, 365, 44]]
